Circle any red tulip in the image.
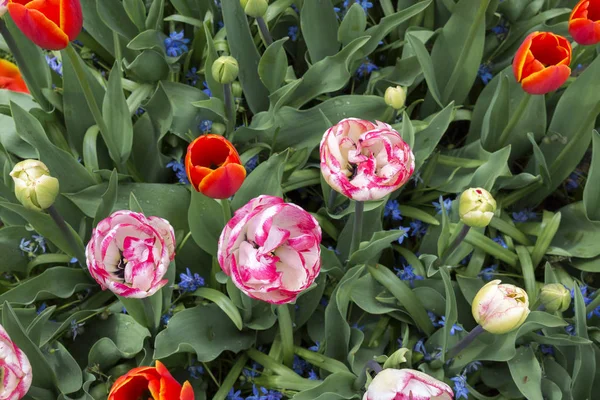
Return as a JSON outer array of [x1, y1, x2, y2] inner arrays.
[[512, 32, 572, 95], [569, 0, 600, 45], [108, 361, 194, 400], [185, 134, 246, 199], [0, 59, 29, 93], [7, 0, 83, 50]]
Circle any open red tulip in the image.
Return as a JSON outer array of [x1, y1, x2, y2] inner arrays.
[[569, 0, 600, 45], [7, 0, 83, 50], [0, 59, 29, 93], [185, 134, 246, 199], [512, 32, 572, 95], [108, 361, 194, 400]]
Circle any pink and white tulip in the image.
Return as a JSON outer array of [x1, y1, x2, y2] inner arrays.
[[86, 211, 176, 299], [0, 323, 32, 399], [320, 118, 415, 201], [472, 280, 530, 334], [363, 369, 453, 400], [217, 195, 321, 304]]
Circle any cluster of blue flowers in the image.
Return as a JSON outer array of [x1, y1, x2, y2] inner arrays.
[[46, 55, 63, 76], [19, 234, 47, 258], [428, 312, 463, 335], [334, 0, 373, 14], [384, 200, 402, 221], [186, 67, 199, 86], [164, 31, 190, 57], [571, 285, 599, 319], [477, 63, 493, 85], [166, 159, 190, 184], [451, 374, 469, 399], [409, 220, 428, 238], [356, 57, 378, 78], [245, 155, 259, 173], [493, 236, 508, 249], [478, 264, 497, 281], [178, 268, 206, 293], [200, 120, 213, 133], [292, 355, 318, 380], [433, 197, 453, 214], [394, 265, 423, 287], [187, 360, 204, 379], [288, 26, 299, 42], [413, 338, 442, 362], [565, 171, 582, 191], [161, 305, 175, 326], [227, 386, 283, 400], [512, 208, 537, 222]]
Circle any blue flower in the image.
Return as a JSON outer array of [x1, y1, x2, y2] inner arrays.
[[135, 108, 146, 116], [19, 238, 35, 256], [412, 171, 423, 186], [178, 268, 205, 293], [394, 265, 423, 287], [565, 324, 576, 336], [384, 200, 402, 221], [293, 355, 309, 375], [428, 311, 441, 328], [397, 227, 410, 245], [46, 55, 63, 76], [451, 374, 469, 399], [409, 220, 428, 238], [70, 319, 85, 340], [540, 344, 554, 356], [32, 234, 46, 253], [439, 316, 463, 335], [565, 171, 581, 191], [308, 341, 320, 352], [326, 246, 340, 255], [308, 370, 318, 380], [245, 155, 259, 173], [202, 81, 212, 97], [356, 57, 378, 78], [166, 159, 190, 184], [37, 303, 48, 315], [199, 120, 213, 133], [186, 67, 199, 86], [460, 252, 473, 266], [188, 362, 204, 379], [478, 63, 493, 85], [413, 338, 431, 361], [512, 209, 537, 222], [165, 31, 190, 57], [226, 389, 244, 400], [464, 361, 482, 374], [243, 361, 262, 378], [352, 322, 365, 331], [491, 20, 509, 38], [433, 198, 452, 214], [20, 235, 46, 258], [288, 26, 299, 41], [162, 306, 175, 326], [493, 236, 508, 249], [478, 265, 497, 281]]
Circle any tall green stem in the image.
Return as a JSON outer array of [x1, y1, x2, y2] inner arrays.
[[446, 325, 485, 359], [256, 17, 274, 47], [440, 223, 471, 265], [349, 201, 364, 257], [223, 83, 235, 136], [278, 304, 295, 368], [497, 94, 532, 149], [47, 205, 86, 271]]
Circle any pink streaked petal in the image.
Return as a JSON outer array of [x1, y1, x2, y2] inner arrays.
[[262, 226, 290, 253], [122, 236, 155, 263], [125, 261, 156, 292], [237, 242, 281, 283], [287, 234, 317, 251], [275, 246, 308, 291], [147, 216, 176, 260]]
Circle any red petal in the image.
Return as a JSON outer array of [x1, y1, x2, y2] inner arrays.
[[513, 32, 536, 82], [60, 0, 83, 40], [8, 4, 69, 50], [198, 163, 246, 199], [180, 381, 195, 400], [569, 18, 600, 45], [521, 64, 571, 95]]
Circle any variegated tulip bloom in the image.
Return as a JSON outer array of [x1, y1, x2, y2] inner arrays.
[[217, 195, 321, 304], [472, 280, 530, 334], [363, 369, 454, 400], [0, 323, 32, 400], [86, 211, 176, 298]]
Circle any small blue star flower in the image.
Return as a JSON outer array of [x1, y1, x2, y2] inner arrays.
[[479, 265, 497, 281], [384, 200, 402, 221], [356, 57, 378, 78], [166, 159, 190, 184], [451, 374, 469, 400], [70, 319, 85, 340], [397, 227, 410, 244], [409, 220, 428, 238], [491, 20, 509, 38], [439, 316, 463, 335], [188, 363, 204, 379], [428, 311, 441, 327], [186, 67, 199, 86], [540, 344, 555, 356], [178, 268, 205, 293], [433, 198, 452, 214], [308, 341, 320, 352], [37, 303, 48, 315], [19, 238, 34, 256], [46, 55, 63, 76], [293, 355, 309, 375], [199, 120, 213, 133], [512, 209, 537, 222], [464, 361, 482, 374], [493, 236, 508, 249], [202, 81, 212, 97], [245, 155, 259, 173], [308, 370, 318, 380], [226, 389, 243, 400], [565, 324, 576, 336], [565, 171, 581, 191], [288, 26, 299, 41], [414, 338, 431, 361], [243, 361, 262, 378], [478, 63, 493, 84], [394, 265, 423, 287], [165, 31, 190, 57]]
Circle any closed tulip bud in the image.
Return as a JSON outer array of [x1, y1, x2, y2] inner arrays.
[[232, 81, 243, 98], [384, 86, 406, 110], [459, 188, 497, 228], [212, 56, 239, 84], [240, 0, 268, 18], [472, 280, 530, 334], [211, 122, 227, 135], [540, 283, 571, 312], [10, 160, 59, 211]]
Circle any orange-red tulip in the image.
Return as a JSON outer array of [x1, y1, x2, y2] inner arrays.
[[108, 361, 194, 400], [512, 32, 572, 95], [7, 0, 83, 50], [185, 134, 246, 199], [569, 0, 600, 45], [0, 59, 29, 93]]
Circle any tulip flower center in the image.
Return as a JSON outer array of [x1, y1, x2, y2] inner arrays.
[[507, 292, 527, 303], [189, 136, 231, 170], [588, 1, 600, 20]]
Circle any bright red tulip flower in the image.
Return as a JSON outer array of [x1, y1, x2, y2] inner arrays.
[[569, 0, 600, 45], [513, 32, 572, 95], [185, 134, 246, 199], [0, 59, 29, 93], [7, 0, 83, 50], [108, 361, 194, 400]]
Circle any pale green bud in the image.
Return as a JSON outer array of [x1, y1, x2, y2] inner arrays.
[[211, 122, 227, 135], [540, 283, 571, 313], [384, 86, 406, 110], [472, 280, 530, 334], [212, 56, 239, 84], [459, 187, 497, 228], [232, 81, 243, 98], [240, 0, 269, 18], [10, 160, 59, 211]]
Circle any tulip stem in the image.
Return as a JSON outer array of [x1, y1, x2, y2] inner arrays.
[[142, 297, 158, 337], [327, 189, 338, 212], [446, 325, 485, 360], [64, 44, 126, 174], [497, 94, 532, 149], [440, 223, 470, 265], [256, 17, 274, 47], [224, 83, 236, 136], [278, 304, 295, 368], [349, 201, 364, 257], [47, 205, 87, 271]]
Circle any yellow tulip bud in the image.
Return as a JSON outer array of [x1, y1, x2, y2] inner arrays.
[[240, 0, 268, 18], [10, 160, 59, 211], [539, 283, 571, 313], [459, 188, 497, 228], [384, 86, 406, 110], [472, 280, 530, 334], [212, 56, 239, 84]]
